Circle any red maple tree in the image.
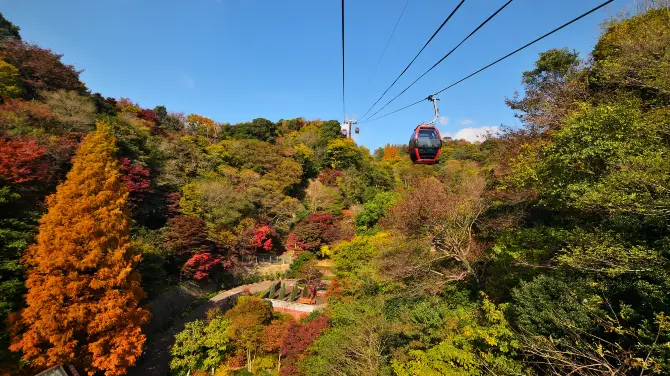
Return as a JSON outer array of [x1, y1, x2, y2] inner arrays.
[[262, 318, 294, 373], [0, 138, 48, 183], [164, 215, 211, 255], [120, 157, 152, 205], [138, 108, 157, 123], [165, 191, 182, 217], [286, 213, 340, 253], [182, 252, 222, 280], [316, 168, 343, 186], [279, 316, 330, 375], [251, 225, 277, 252]]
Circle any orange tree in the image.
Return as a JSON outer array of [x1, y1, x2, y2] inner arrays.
[[224, 296, 272, 372], [10, 121, 149, 375]]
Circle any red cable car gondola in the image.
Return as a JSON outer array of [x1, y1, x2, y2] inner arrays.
[[408, 96, 442, 165], [409, 125, 442, 164]]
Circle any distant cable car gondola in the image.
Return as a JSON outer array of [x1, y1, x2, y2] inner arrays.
[[409, 96, 442, 164], [355, 127, 360, 134]]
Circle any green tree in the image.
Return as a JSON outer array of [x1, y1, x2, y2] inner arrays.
[[286, 251, 316, 279], [301, 298, 391, 376], [511, 275, 670, 374], [355, 191, 399, 231], [512, 103, 670, 220], [231, 118, 278, 142], [153, 106, 184, 131], [332, 235, 380, 288], [591, 7, 670, 104], [170, 312, 231, 375], [181, 179, 253, 228], [0, 186, 36, 373], [171, 320, 208, 374], [305, 179, 344, 214], [0, 12, 20, 41], [392, 295, 524, 376], [506, 47, 584, 133], [326, 138, 364, 170], [337, 167, 367, 204]]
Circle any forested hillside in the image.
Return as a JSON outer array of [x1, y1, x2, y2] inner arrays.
[[1, 4, 670, 376]]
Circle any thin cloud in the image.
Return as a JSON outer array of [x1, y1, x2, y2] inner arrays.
[[446, 126, 500, 142], [438, 116, 449, 125], [460, 119, 473, 125]]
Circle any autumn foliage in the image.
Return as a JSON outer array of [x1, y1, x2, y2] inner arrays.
[[251, 225, 277, 252], [164, 215, 211, 255], [0, 138, 47, 183], [0, 98, 54, 128], [182, 252, 221, 280], [280, 316, 330, 376], [223, 296, 273, 372], [9, 121, 149, 375], [138, 108, 157, 123], [286, 213, 341, 253], [120, 157, 152, 205], [316, 168, 342, 186], [1, 40, 84, 98], [381, 144, 401, 160]]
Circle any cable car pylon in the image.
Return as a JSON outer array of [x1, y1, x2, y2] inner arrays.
[[342, 119, 358, 139], [409, 96, 442, 164]]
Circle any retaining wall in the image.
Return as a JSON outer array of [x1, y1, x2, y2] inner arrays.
[[266, 298, 326, 319]]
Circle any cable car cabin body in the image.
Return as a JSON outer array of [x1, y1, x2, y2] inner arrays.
[[409, 125, 442, 164]]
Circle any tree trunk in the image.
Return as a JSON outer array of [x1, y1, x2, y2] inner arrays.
[[278, 353, 281, 373]]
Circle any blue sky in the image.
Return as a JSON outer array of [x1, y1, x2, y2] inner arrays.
[[2, 0, 630, 150]]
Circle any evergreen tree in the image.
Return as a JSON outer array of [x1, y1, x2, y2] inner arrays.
[[0, 12, 20, 42], [279, 281, 286, 300], [289, 284, 298, 302], [10, 121, 149, 376], [268, 281, 276, 299]]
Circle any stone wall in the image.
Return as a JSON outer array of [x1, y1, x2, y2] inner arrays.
[[266, 298, 326, 320]]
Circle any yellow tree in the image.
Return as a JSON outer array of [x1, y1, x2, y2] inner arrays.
[[186, 113, 219, 140], [381, 144, 401, 161], [10, 121, 149, 376], [0, 60, 22, 98]]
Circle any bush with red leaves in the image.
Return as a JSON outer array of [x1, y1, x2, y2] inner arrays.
[[138, 109, 157, 123], [280, 316, 330, 376], [285, 232, 308, 253], [119, 158, 152, 205], [286, 213, 341, 253], [0, 138, 47, 183], [316, 168, 342, 186], [251, 225, 279, 252], [165, 191, 182, 218], [182, 252, 222, 280], [164, 215, 211, 255]]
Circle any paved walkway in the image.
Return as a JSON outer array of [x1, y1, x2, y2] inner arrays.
[[127, 280, 293, 376]]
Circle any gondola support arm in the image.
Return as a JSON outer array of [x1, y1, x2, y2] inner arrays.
[[424, 95, 440, 126]]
